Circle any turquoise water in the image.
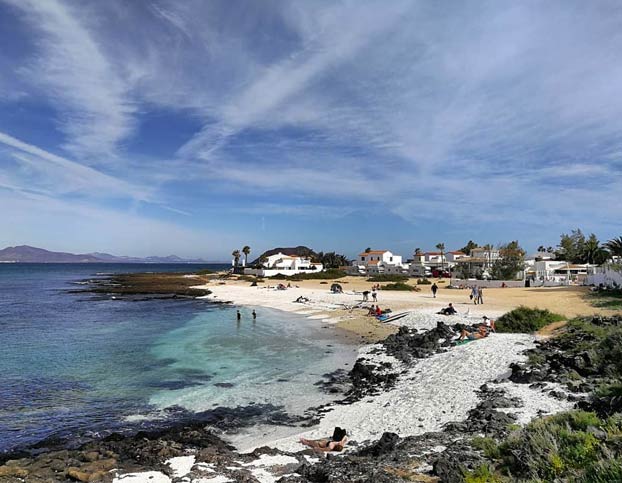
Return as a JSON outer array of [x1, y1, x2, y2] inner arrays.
[[0, 264, 357, 453]]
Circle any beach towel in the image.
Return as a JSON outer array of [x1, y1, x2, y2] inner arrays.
[[454, 338, 476, 346]]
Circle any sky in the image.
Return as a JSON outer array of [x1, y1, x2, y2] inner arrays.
[[1, 0, 621, 260]]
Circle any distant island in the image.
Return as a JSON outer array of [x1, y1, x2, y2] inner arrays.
[[0, 245, 209, 264]]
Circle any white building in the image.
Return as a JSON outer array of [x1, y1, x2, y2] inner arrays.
[[407, 250, 466, 276], [528, 260, 597, 284], [352, 250, 407, 275], [244, 253, 323, 277]]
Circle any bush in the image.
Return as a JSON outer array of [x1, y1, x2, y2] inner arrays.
[[472, 436, 501, 459], [366, 274, 409, 282], [417, 278, 432, 285], [237, 275, 262, 282], [195, 269, 213, 275], [267, 269, 347, 281], [381, 282, 415, 291], [495, 306, 565, 333], [463, 464, 504, 483], [496, 411, 606, 480]]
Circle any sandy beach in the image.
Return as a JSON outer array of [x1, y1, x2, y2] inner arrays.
[[196, 276, 605, 341], [106, 276, 604, 482]]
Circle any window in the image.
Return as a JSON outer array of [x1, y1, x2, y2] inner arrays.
[[390, 257, 393, 262], [361, 256, 365, 261]]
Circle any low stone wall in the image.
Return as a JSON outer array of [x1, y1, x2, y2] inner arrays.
[[449, 279, 525, 288], [588, 268, 622, 287]]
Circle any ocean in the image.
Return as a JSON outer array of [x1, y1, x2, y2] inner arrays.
[[0, 264, 357, 454]]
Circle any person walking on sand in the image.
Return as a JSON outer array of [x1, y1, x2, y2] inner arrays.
[[372, 287, 377, 302], [471, 286, 479, 305], [362, 290, 369, 302], [431, 283, 438, 298], [477, 286, 484, 305]]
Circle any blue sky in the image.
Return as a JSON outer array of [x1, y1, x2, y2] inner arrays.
[[1, 0, 621, 260]]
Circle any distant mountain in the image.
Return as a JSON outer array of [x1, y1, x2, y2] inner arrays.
[[250, 246, 318, 265], [0, 245, 207, 264]]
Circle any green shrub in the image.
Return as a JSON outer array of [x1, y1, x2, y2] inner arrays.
[[496, 411, 606, 480], [195, 269, 213, 275], [463, 464, 504, 483], [495, 306, 565, 333], [366, 274, 409, 282], [381, 282, 415, 291], [267, 269, 347, 280], [472, 437, 501, 459], [237, 275, 262, 282], [581, 459, 622, 483], [417, 278, 432, 285]]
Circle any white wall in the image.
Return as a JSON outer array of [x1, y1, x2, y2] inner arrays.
[[588, 267, 622, 287]]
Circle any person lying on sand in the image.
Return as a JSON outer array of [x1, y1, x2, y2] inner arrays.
[[295, 296, 309, 303], [367, 305, 376, 316], [458, 324, 489, 341], [300, 428, 348, 453], [438, 303, 457, 315]]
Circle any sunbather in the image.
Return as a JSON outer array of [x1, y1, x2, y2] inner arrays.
[[458, 324, 489, 341], [300, 427, 348, 453]]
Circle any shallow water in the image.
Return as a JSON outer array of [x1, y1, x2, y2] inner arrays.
[[0, 264, 357, 453]]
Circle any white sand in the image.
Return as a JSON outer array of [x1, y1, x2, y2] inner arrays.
[[113, 471, 171, 483], [114, 283, 573, 482]]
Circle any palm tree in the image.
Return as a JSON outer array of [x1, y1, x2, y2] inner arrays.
[[435, 242, 445, 274], [242, 246, 251, 266], [606, 237, 622, 258], [232, 249, 241, 268], [483, 243, 493, 269]]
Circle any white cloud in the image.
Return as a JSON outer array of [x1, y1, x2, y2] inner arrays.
[[0, 131, 151, 200], [0, 189, 233, 258], [4, 0, 135, 158]]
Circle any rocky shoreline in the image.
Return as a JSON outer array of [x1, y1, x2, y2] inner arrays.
[[0, 318, 556, 483], [68, 273, 215, 300]]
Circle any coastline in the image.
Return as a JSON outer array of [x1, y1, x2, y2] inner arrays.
[[3, 271, 612, 482], [192, 278, 573, 453]]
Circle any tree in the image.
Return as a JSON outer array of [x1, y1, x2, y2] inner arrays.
[[606, 237, 622, 258], [582, 234, 609, 265], [242, 246, 251, 266], [483, 243, 493, 268], [556, 229, 586, 263], [364, 247, 371, 253], [232, 249, 241, 268], [316, 251, 349, 268], [414, 247, 422, 255], [459, 240, 479, 256], [557, 229, 609, 264], [435, 242, 446, 273], [491, 241, 525, 280]]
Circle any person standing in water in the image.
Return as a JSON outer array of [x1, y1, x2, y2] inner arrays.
[[236, 310, 241, 321], [252, 310, 257, 320]]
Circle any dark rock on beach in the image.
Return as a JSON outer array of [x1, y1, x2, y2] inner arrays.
[[69, 272, 212, 300]]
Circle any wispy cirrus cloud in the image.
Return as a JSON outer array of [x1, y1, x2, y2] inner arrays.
[[1, 0, 622, 256], [3, 0, 135, 159], [0, 131, 149, 200]]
